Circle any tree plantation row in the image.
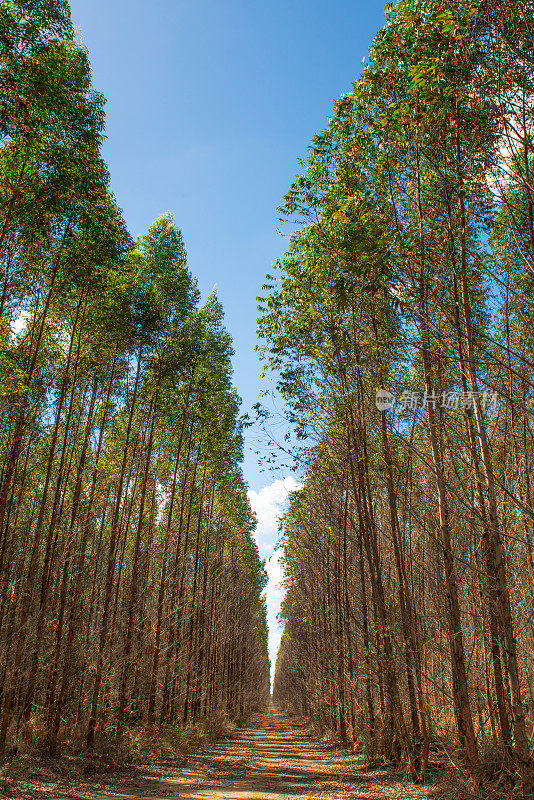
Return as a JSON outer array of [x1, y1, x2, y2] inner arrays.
[[264, 1, 534, 797], [0, 0, 269, 757]]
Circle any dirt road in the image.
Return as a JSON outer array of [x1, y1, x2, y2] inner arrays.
[[5, 710, 440, 799], [89, 710, 436, 800], [80, 710, 349, 799]]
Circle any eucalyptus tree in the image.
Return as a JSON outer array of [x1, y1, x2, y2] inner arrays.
[[0, 0, 270, 755], [265, 0, 534, 794], [0, 14, 113, 550]]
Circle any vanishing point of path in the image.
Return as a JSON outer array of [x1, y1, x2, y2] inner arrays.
[[89, 709, 438, 800]]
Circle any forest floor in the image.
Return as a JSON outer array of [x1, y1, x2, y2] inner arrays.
[[1, 710, 447, 800]]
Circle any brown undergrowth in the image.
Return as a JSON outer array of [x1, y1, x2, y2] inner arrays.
[[0, 713, 235, 800], [0, 711, 525, 800]]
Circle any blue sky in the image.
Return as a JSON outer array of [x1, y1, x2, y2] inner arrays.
[[68, 0, 387, 676]]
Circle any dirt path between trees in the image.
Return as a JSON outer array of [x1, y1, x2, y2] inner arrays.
[[90, 710, 439, 800], [109, 709, 352, 800], [3, 710, 443, 800]]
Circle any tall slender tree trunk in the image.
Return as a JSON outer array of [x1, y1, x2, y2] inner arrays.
[[87, 349, 143, 747], [415, 139, 480, 789]]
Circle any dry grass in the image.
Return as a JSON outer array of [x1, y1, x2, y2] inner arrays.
[[1, 712, 528, 800], [0, 712, 234, 799]]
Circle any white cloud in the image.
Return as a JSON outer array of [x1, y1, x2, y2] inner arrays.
[[248, 475, 299, 558], [248, 476, 300, 685]]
